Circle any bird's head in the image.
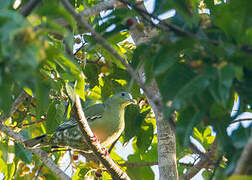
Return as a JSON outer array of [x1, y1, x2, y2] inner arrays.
[[111, 91, 137, 107]]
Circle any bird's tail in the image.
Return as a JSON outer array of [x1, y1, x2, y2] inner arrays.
[[24, 135, 49, 149]]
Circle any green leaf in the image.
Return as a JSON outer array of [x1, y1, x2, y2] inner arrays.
[[229, 175, 252, 180], [7, 162, 15, 180], [83, 63, 100, 87], [75, 73, 85, 101], [46, 101, 65, 134], [0, 156, 7, 179], [135, 118, 154, 153], [36, 77, 50, 118], [14, 143, 32, 164], [123, 106, 150, 145], [203, 126, 212, 137], [193, 127, 203, 143], [172, 74, 211, 110], [230, 125, 251, 149], [65, 82, 75, 102], [0, 0, 11, 10], [209, 64, 235, 107], [126, 154, 154, 180], [141, 136, 158, 162], [177, 108, 205, 147], [206, 136, 215, 145]]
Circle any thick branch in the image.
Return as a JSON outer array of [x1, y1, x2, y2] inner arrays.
[[0, 124, 70, 180], [126, 3, 178, 179], [233, 128, 252, 174], [74, 95, 130, 180], [19, 0, 43, 17]]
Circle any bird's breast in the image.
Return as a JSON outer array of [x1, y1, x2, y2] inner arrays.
[[89, 107, 125, 147]]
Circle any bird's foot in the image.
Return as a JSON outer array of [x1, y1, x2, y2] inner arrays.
[[73, 152, 79, 161], [95, 170, 102, 178], [91, 134, 100, 143], [101, 147, 109, 156]]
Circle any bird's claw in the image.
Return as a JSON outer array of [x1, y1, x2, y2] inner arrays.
[[101, 147, 109, 156], [91, 134, 100, 143]]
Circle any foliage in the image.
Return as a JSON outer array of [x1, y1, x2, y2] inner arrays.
[[0, 0, 252, 179]]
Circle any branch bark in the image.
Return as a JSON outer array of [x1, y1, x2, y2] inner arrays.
[[74, 94, 130, 180], [127, 3, 178, 179], [119, 161, 158, 167], [233, 127, 252, 174]]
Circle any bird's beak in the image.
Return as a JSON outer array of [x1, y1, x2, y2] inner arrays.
[[130, 99, 137, 105]]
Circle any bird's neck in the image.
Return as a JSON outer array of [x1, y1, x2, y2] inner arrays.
[[105, 101, 125, 128]]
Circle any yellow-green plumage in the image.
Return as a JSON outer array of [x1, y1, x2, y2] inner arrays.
[[24, 92, 136, 151]]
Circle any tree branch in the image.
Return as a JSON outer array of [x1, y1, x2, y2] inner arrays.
[[19, 0, 43, 17], [230, 118, 252, 124], [233, 127, 252, 174], [125, 3, 178, 179], [79, 0, 122, 17], [79, 0, 143, 17], [0, 90, 28, 123], [0, 124, 71, 180], [74, 94, 130, 180], [118, 161, 158, 167], [119, 0, 252, 54], [181, 139, 218, 180]]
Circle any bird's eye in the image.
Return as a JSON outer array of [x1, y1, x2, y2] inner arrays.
[[121, 92, 125, 97]]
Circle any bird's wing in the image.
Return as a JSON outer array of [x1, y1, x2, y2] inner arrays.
[[84, 103, 105, 122], [56, 103, 105, 131], [56, 117, 77, 131]]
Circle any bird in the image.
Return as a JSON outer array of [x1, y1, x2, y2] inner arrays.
[[24, 91, 136, 151]]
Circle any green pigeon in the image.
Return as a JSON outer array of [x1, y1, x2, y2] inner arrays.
[[24, 92, 136, 151]]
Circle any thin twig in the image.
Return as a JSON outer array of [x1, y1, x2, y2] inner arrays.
[[19, 0, 43, 17], [79, 0, 122, 17], [10, 91, 28, 117], [118, 161, 158, 167], [0, 91, 28, 123], [22, 118, 45, 127], [74, 94, 130, 180], [14, 96, 32, 128], [34, 164, 44, 180], [230, 118, 252, 124], [108, 137, 119, 153], [49, 149, 71, 153], [179, 162, 194, 167]]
